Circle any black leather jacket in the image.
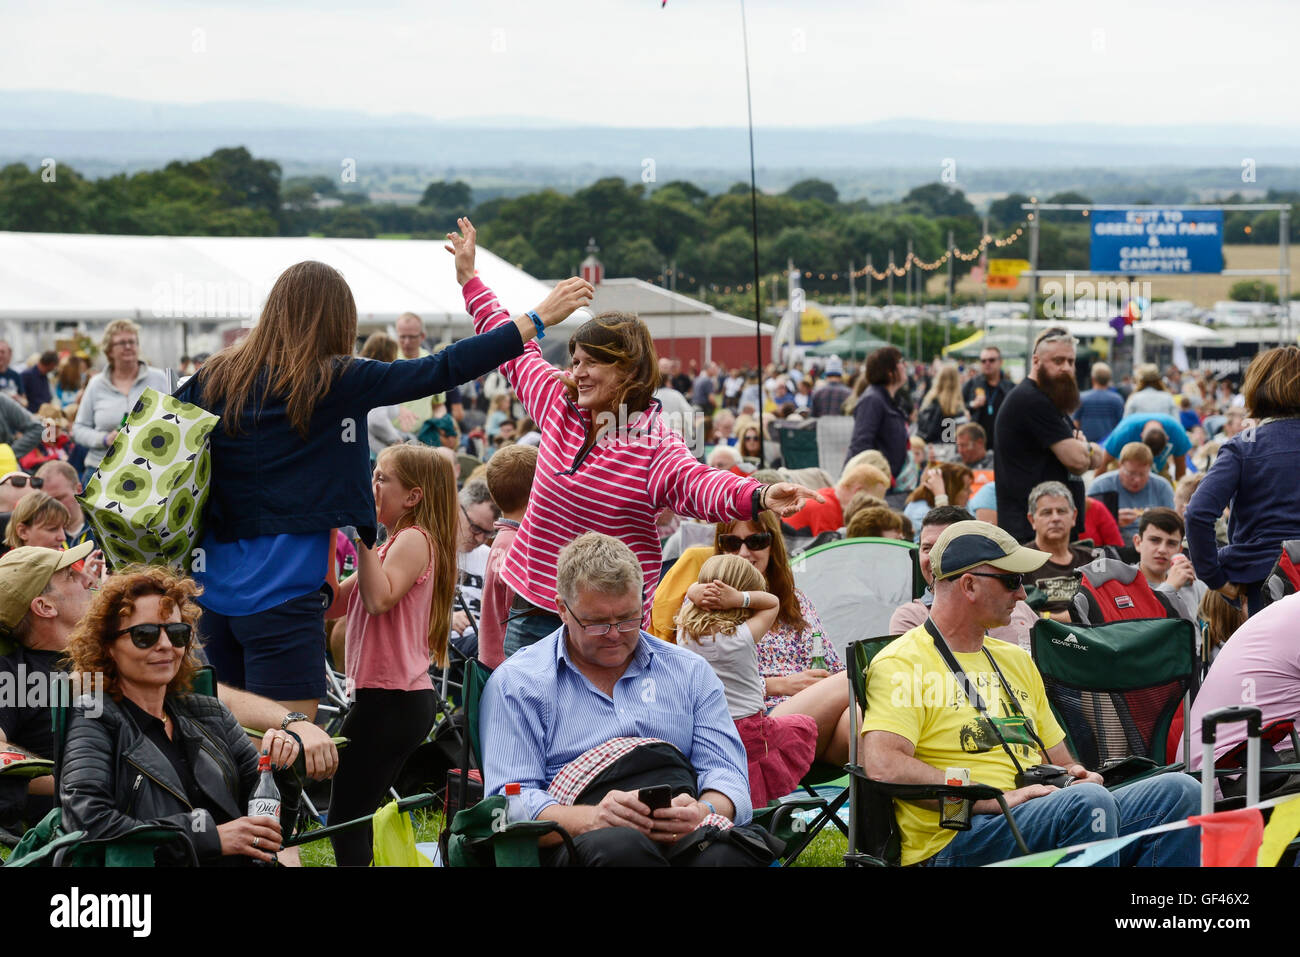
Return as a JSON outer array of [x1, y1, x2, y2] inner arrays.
[[59, 692, 293, 864]]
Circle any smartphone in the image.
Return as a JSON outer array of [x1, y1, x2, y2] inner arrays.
[[638, 785, 672, 812]]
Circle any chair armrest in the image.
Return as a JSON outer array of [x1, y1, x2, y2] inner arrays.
[[74, 823, 199, 867], [285, 791, 440, 848], [846, 765, 1029, 856], [0, 758, 54, 780]]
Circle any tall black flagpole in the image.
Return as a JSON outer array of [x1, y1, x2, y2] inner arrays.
[[739, 0, 764, 466]]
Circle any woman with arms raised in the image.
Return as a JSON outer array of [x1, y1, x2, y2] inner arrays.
[[174, 259, 592, 717], [445, 219, 820, 656]]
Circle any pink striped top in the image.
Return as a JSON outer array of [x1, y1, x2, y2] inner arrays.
[[463, 277, 762, 619]]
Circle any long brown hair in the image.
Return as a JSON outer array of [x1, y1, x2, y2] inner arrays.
[[566, 313, 658, 426], [922, 363, 963, 417], [1243, 345, 1300, 419], [714, 510, 807, 631], [63, 567, 203, 700], [376, 444, 458, 666], [198, 261, 358, 438], [906, 461, 973, 507]]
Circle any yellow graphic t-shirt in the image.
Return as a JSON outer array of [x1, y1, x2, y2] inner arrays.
[[860, 625, 1066, 865]]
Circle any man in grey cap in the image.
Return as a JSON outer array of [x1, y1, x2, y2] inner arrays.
[[861, 520, 1200, 866]]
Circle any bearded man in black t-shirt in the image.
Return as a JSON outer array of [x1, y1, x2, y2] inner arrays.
[[993, 328, 1105, 543]]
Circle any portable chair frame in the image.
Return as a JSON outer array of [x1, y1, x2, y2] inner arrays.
[[844, 636, 1029, 867], [1030, 616, 1197, 783]]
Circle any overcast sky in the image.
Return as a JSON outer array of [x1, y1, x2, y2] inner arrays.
[[4, 0, 1297, 128]]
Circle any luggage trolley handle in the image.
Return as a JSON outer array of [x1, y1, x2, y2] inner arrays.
[[1201, 705, 1263, 815]]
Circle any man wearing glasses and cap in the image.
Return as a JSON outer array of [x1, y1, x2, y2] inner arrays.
[[861, 521, 1199, 866], [481, 532, 762, 866]]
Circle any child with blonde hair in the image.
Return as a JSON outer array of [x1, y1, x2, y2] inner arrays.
[[676, 554, 817, 807], [325, 443, 457, 865]]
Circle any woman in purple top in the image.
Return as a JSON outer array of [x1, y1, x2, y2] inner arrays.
[[1185, 346, 1300, 617]]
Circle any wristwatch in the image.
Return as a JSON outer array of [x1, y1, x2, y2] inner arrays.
[[280, 712, 309, 731]]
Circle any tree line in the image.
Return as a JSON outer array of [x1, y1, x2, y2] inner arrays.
[[4, 146, 1299, 316]]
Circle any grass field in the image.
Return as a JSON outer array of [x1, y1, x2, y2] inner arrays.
[[296, 805, 850, 867], [938, 243, 1295, 306], [3, 802, 850, 867]]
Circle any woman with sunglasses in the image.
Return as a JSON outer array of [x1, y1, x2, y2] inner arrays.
[[732, 415, 763, 464], [60, 568, 302, 865], [709, 511, 855, 766], [446, 219, 820, 656]]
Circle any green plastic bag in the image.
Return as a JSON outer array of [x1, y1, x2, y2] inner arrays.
[[371, 800, 432, 867], [78, 388, 217, 573]]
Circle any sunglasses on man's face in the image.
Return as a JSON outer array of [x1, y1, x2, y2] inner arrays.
[[115, 622, 193, 650], [965, 571, 1024, 591], [718, 532, 773, 553], [0, 475, 42, 489]]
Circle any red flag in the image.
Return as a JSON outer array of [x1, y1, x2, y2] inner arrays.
[[1189, 808, 1263, 867]]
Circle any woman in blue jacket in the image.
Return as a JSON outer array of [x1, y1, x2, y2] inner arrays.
[[175, 260, 592, 716], [1186, 346, 1300, 617]]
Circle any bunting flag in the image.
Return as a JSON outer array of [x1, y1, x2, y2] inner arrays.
[[1190, 808, 1263, 867], [1258, 794, 1300, 867], [988, 791, 1300, 868], [1058, 833, 1145, 867], [993, 847, 1076, 868]]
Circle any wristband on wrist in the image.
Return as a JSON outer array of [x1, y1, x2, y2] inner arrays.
[[526, 309, 546, 340], [741, 591, 751, 609], [701, 800, 716, 816]]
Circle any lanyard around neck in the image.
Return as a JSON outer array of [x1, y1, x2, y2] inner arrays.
[[922, 618, 1048, 773]]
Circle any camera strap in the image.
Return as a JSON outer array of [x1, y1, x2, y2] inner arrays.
[[923, 618, 1049, 774]]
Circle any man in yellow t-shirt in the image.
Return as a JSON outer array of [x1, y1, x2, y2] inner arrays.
[[861, 521, 1200, 866]]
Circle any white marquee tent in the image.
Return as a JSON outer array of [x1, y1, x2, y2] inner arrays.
[[0, 231, 557, 364]]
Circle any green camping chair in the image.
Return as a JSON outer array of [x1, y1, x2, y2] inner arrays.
[[6, 670, 216, 867], [776, 421, 820, 470], [1030, 617, 1197, 783], [445, 660, 576, 866], [6, 666, 388, 866], [450, 659, 823, 865], [844, 635, 1029, 867]]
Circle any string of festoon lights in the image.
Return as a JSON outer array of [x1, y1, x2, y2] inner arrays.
[[648, 222, 1027, 294]]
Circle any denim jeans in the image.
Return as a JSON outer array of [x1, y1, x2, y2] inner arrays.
[[502, 609, 562, 658], [931, 774, 1201, 867]]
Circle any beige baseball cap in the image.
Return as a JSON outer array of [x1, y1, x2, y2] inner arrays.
[[929, 521, 1050, 581], [0, 543, 95, 630]]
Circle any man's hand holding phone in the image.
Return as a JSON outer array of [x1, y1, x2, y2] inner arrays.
[[649, 793, 708, 844]]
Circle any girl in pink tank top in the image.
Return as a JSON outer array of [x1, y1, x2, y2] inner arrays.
[[323, 444, 457, 865]]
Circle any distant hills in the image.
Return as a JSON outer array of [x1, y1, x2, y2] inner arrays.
[[4, 90, 1299, 202]]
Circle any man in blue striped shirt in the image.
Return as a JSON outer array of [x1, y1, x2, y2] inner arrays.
[[481, 532, 755, 866]]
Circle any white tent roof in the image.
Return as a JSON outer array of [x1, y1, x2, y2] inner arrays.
[[0, 232, 554, 329], [580, 279, 768, 340]]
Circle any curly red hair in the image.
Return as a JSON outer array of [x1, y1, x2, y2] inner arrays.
[[63, 566, 204, 700]]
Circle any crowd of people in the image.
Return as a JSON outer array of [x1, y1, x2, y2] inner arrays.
[[1, 221, 1298, 867]]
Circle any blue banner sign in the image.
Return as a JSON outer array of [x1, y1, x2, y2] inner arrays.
[[1089, 208, 1223, 274]]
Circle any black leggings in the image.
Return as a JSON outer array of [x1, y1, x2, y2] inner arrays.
[[328, 688, 436, 867]]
